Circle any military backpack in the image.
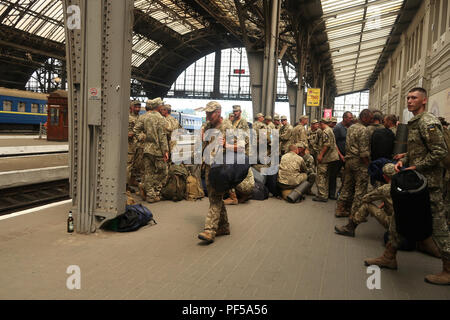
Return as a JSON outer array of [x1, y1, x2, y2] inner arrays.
[[161, 164, 189, 201]]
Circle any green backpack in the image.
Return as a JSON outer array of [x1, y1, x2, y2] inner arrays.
[[161, 164, 189, 201]]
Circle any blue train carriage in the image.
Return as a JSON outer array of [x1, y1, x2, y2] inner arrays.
[[173, 112, 203, 132], [0, 87, 48, 130]]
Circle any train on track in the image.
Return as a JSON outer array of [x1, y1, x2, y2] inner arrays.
[[0, 87, 48, 132], [0, 87, 204, 133]]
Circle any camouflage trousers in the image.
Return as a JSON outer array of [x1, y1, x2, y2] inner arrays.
[[388, 188, 450, 260], [316, 161, 338, 199], [235, 167, 255, 196], [339, 158, 369, 216], [127, 147, 143, 185], [142, 154, 168, 201], [352, 203, 390, 229], [204, 166, 229, 235]]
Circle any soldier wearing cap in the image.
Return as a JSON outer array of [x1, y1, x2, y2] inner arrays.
[[265, 115, 276, 130], [127, 100, 143, 189], [329, 117, 338, 128], [253, 113, 267, 131], [292, 115, 309, 148], [133, 97, 169, 203], [280, 115, 293, 155], [297, 141, 316, 190], [307, 119, 322, 162], [312, 117, 340, 202], [335, 163, 396, 237], [198, 101, 233, 244], [160, 103, 181, 157], [273, 115, 281, 130]]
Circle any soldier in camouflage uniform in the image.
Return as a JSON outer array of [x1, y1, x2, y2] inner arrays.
[[277, 144, 308, 200], [198, 101, 233, 244], [160, 104, 181, 157], [365, 88, 450, 285], [335, 163, 396, 237], [133, 97, 169, 203], [280, 115, 293, 155], [127, 101, 142, 189], [273, 115, 281, 130], [265, 115, 276, 130], [292, 115, 309, 147], [335, 109, 373, 216], [253, 113, 269, 162], [307, 119, 321, 162], [235, 167, 255, 203], [313, 118, 340, 202], [297, 141, 316, 186]]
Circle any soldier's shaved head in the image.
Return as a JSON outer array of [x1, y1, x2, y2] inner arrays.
[[409, 87, 427, 97]]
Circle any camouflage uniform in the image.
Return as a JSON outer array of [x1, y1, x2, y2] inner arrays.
[[164, 114, 181, 156], [277, 151, 308, 188], [280, 123, 293, 155], [292, 123, 308, 146], [391, 112, 450, 259], [235, 167, 255, 198], [316, 125, 339, 199], [127, 112, 142, 185], [307, 126, 322, 162], [232, 116, 250, 155], [302, 152, 316, 185], [134, 110, 169, 202], [338, 121, 370, 215], [352, 183, 392, 229], [201, 109, 234, 239]]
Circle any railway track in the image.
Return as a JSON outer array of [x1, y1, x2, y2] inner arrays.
[[0, 179, 70, 216]]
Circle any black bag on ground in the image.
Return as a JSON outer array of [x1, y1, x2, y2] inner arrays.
[[371, 128, 395, 161], [252, 180, 269, 200], [208, 152, 251, 193], [265, 172, 280, 197], [103, 204, 156, 232], [390, 169, 432, 241]]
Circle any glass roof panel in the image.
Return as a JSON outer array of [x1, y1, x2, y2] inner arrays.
[[321, 0, 405, 94]]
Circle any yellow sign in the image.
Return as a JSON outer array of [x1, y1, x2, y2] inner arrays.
[[306, 88, 321, 107]]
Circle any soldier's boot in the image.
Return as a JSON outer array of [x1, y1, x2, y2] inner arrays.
[[334, 219, 358, 237], [238, 193, 251, 203], [417, 237, 441, 258], [364, 242, 398, 270], [224, 191, 238, 205], [424, 258, 450, 285], [198, 230, 215, 244], [335, 200, 350, 217], [216, 224, 230, 236]]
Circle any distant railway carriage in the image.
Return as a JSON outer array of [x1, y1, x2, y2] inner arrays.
[[0, 87, 48, 132], [138, 105, 204, 132]]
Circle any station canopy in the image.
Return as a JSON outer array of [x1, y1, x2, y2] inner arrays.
[[320, 0, 404, 95]]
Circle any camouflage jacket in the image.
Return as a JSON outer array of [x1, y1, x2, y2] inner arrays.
[[302, 153, 316, 175], [307, 128, 321, 155], [232, 117, 250, 154], [278, 151, 308, 186], [319, 126, 339, 163], [345, 121, 370, 160], [164, 115, 181, 152], [134, 111, 168, 157], [292, 124, 308, 145], [202, 120, 233, 164], [400, 111, 448, 188], [128, 113, 139, 153], [280, 124, 293, 154], [361, 183, 394, 216]]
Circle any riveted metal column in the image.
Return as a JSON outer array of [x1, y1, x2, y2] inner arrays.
[[247, 50, 264, 118], [63, 0, 133, 233]]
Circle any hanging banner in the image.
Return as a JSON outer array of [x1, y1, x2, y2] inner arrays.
[[323, 109, 332, 119], [306, 88, 321, 107]]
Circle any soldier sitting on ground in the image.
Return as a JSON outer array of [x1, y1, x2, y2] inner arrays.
[[277, 144, 308, 201]]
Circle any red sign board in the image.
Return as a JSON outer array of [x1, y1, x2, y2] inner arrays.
[[233, 69, 245, 74], [323, 109, 332, 119]]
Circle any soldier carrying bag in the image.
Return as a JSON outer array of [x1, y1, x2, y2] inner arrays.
[[390, 169, 432, 241]]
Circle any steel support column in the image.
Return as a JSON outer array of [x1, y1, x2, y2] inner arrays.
[[63, 0, 134, 233]]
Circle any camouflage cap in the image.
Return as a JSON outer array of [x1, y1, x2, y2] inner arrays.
[[203, 101, 221, 112], [295, 141, 308, 149], [299, 115, 308, 121], [265, 115, 272, 121], [130, 100, 141, 106], [273, 115, 280, 121], [331, 117, 337, 123], [311, 119, 318, 124], [256, 113, 264, 118], [232, 105, 242, 111], [161, 104, 171, 111], [382, 163, 396, 177], [146, 97, 163, 109], [320, 117, 330, 123], [280, 115, 288, 120]]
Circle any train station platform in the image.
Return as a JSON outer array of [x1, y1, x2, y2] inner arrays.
[[0, 195, 448, 300]]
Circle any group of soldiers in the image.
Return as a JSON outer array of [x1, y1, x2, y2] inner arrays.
[[127, 97, 180, 203]]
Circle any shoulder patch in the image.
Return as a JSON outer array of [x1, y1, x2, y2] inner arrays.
[[427, 124, 436, 131]]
